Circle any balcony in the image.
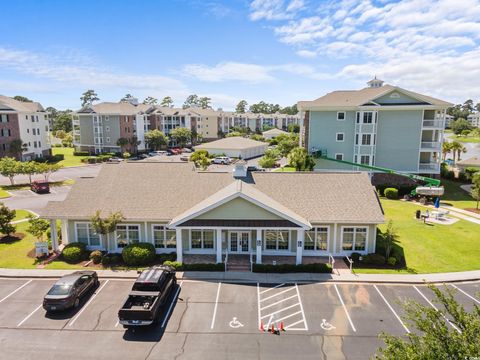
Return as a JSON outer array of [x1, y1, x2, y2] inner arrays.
[[72, 119, 80, 126], [419, 163, 440, 172], [422, 119, 444, 128], [420, 141, 441, 150]]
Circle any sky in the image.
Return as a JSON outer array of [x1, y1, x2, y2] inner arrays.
[[1, 0, 480, 110]]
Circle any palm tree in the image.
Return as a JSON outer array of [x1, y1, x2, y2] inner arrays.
[[441, 141, 453, 161], [450, 141, 466, 161], [128, 136, 140, 154], [116, 137, 129, 153]]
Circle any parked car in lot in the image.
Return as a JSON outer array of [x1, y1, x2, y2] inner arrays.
[[247, 165, 265, 172], [170, 148, 182, 155], [43, 271, 99, 312], [31, 181, 50, 194], [108, 157, 123, 163], [118, 266, 176, 328], [149, 151, 167, 157], [212, 156, 232, 165], [181, 148, 193, 153], [138, 154, 149, 159], [180, 155, 190, 162]]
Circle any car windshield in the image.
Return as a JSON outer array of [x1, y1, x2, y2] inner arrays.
[[47, 284, 72, 295]]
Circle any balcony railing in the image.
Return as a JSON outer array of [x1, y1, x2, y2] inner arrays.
[[422, 119, 444, 128], [419, 163, 440, 171], [421, 141, 441, 150]]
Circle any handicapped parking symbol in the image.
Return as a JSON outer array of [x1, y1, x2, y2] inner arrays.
[[229, 317, 244, 329], [320, 319, 335, 331]]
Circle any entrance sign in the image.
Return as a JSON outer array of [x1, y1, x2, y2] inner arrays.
[[35, 242, 49, 257]]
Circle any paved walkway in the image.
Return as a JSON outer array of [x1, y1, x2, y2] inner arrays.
[[1, 267, 479, 284], [439, 205, 480, 225]]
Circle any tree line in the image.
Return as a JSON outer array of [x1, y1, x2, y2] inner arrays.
[[447, 99, 480, 120], [0, 157, 61, 186]]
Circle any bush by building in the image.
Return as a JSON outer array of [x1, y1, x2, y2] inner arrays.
[[384, 187, 399, 199], [252, 263, 332, 273], [62, 242, 87, 263], [89, 250, 103, 264], [121, 242, 156, 266]]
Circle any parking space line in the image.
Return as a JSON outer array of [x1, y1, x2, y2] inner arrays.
[[68, 280, 110, 327], [374, 285, 410, 334], [259, 294, 298, 311], [260, 302, 300, 319], [413, 286, 461, 333], [257, 283, 261, 328], [450, 284, 480, 305], [294, 283, 308, 331], [0, 280, 33, 303], [333, 284, 356, 332], [260, 286, 295, 302], [17, 304, 42, 327], [275, 310, 303, 323], [210, 282, 222, 329], [161, 280, 183, 328], [259, 283, 285, 295], [284, 319, 305, 330]]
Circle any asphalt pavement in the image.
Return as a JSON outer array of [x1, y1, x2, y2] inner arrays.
[[0, 277, 479, 359]]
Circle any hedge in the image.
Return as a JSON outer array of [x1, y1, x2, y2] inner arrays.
[[62, 242, 87, 263], [384, 187, 399, 199], [252, 263, 332, 273], [122, 242, 156, 266], [89, 250, 103, 264], [162, 260, 224, 271], [376, 184, 415, 197], [74, 151, 90, 156], [101, 253, 122, 266]]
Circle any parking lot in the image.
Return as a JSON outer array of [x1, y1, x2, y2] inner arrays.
[[0, 277, 479, 359]]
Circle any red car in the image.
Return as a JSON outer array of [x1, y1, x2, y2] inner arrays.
[[170, 148, 182, 155], [31, 181, 50, 194]]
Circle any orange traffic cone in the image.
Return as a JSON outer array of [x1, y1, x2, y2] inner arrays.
[[280, 322, 285, 331], [270, 324, 275, 334], [260, 322, 265, 332]]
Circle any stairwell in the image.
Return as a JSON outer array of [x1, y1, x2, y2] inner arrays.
[[225, 254, 251, 272]]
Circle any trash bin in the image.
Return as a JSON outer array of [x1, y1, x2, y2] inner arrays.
[[415, 210, 421, 219]]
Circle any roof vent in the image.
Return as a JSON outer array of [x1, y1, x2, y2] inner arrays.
[[233, 160, 247, 178], [367, 76, 384, 88]]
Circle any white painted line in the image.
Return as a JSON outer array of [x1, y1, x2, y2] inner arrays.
[[333, 284, 356, 332], [260, 302, 301, 319], [295, 283, 308, 331], [115, 320, 119, 327], [284, 319, 306, 330], [68, 280, 109, 327], [374, 285, 410, 334], [450, 284, 480, 305], [259, 283, 286, 295], [266, 314, 273, 331], [210, 282, 222, 330], [275, 310, 303, 324], [259, 294, 298, 311], [17, 304, 42, 327], [0, 280, 33, 303], [256, 283, 261, 328], [413, 286, 461, 333], [260, 286, 295, 302], [161, 280, 183, 328]]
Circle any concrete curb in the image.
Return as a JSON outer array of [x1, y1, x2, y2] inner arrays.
[[1, 268, 479, 284]]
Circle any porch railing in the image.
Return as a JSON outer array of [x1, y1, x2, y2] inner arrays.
[[345, 256, 353, 272], [250, 252, 253, 272], [224, 251, 228, 272], [328, 253, 335, 272]]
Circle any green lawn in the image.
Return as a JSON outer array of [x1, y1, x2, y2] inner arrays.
[[355, 198, 480, 274], [273, 167, 296, 172], [13, 210, 33, 222], [0, 222, 41, 268], [0, 188, 11, 199], [52, 147, 88, 167], [441, 179, 478, 210], [448, 135, 480, 143]]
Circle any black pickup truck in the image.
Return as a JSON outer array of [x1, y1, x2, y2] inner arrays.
[[118, 266, 176, 328]]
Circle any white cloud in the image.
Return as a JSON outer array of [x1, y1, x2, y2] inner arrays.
[[296, 49, 317, 58], [249, 0, 304, 21]]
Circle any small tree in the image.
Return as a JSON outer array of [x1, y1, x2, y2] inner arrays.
[[144, 129, 168, 150], [472, 173, 480, 209], [36, 163, 62, 182], [8, 139, 28, 159], [26, 215, 50, 242], [160, 96, 174, 107], [276, 133, 299, 157], [117, 137, 129, 152], [287, 123, 300, 133], [287, 147, 315, 171], [123, 151, 131, 159], [90, 210, 125, 245], [383, 220, 399, 261], [20, 161, 39, 184], [190, 150, 210, 170], [0, 157, 21, 185], [170, 127, 192, 148], [376, 285, 480, 359], [0, 203, 16, 237], [258, 149, 279, 169]]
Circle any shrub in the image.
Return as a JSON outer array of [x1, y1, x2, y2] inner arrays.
[[89, 250, 103, 264], [122, 242, 156, 266], [350, 252, 361, 262], [387, 257, 397, 266], [465, 167, 480, 179], [384, 188, 399, 199], [53, 144, 63, 148], [73, 151, 90, 156], [361, 253, 386, 265], [252, 263, 332, 273], [62, 242, 87, 263], [163, 260, 182, 270], [101, 253, 122, 266], [156, 253, 176, 263]]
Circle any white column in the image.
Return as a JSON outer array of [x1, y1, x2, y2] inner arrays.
[[50, 219, 58, 251], [296, 229, 304, 265], [333, 223, 337, 255], [216, 229, 222, 263], [176, 228, 183, 263], [61, 220, 69, 245], [256, 229, 262, 264]]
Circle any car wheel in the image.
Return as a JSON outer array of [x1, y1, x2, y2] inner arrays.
[[94, 278, 100, 287], [73, 297, 80, 309]]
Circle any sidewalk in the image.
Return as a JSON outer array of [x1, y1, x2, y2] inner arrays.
[[1, 267, 479, 284]]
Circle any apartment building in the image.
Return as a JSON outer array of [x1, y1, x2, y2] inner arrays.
[[444, 114, 454, 128], [0, 95, 51, 160], [467, 113, 480, 128], [298, 78, 452, 175], [218, 112, 300, 134]]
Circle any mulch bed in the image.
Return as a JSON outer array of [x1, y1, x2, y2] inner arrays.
[[465, 208, 480, 214], [0, 232, 25, 244]]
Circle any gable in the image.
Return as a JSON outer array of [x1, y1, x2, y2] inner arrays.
[[195, 197, 284, 220], [373, 90, 430, 106]]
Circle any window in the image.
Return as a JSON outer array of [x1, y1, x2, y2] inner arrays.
[[27, 129, 30, 134], [337, 112, 345, 121], [361, 134, 372, 145], [105, 126, 110, 132], [304, 227, 329, 251], [116, 224, 140, 248], [32, 128, 36, 135], [363, 112, 373, 124], [31, 115, 35, 122], [342, 227, 367, 251], [336, 133, 344, 142], [190, 229, 214, 249], [0, 114, 8, 123], [153, 225, 176, 249], [75, 223, 101, 247], [360, 155, 370, 165], [33, 141, 37, 148], [36, 116, 39, 122], [38, 141, 41, 147], [264, 230, 290, 251], [335, 153, 344, 161], [106, 137, 110, 143]]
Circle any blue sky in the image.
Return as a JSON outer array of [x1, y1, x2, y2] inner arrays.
[[1, 0, 480, 110]]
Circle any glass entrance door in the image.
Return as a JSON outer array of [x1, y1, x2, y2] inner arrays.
[[229, 231, 250, 253]]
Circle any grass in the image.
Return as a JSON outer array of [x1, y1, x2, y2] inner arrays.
[[13, 210, 33, 222], [355, 198, 480, 274], [0, 222, 40, 269], [448, 135, 480, 143], [441, 179, 478, 210], [52, 147, 89, 167], [0, 188, 11, 199], [273, 166, 296, 172]]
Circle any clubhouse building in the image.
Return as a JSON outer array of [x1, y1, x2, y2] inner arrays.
[[42, 162, 384, 265]]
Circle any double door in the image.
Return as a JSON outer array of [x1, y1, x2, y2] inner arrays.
[[229, 231, 250, 253]]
